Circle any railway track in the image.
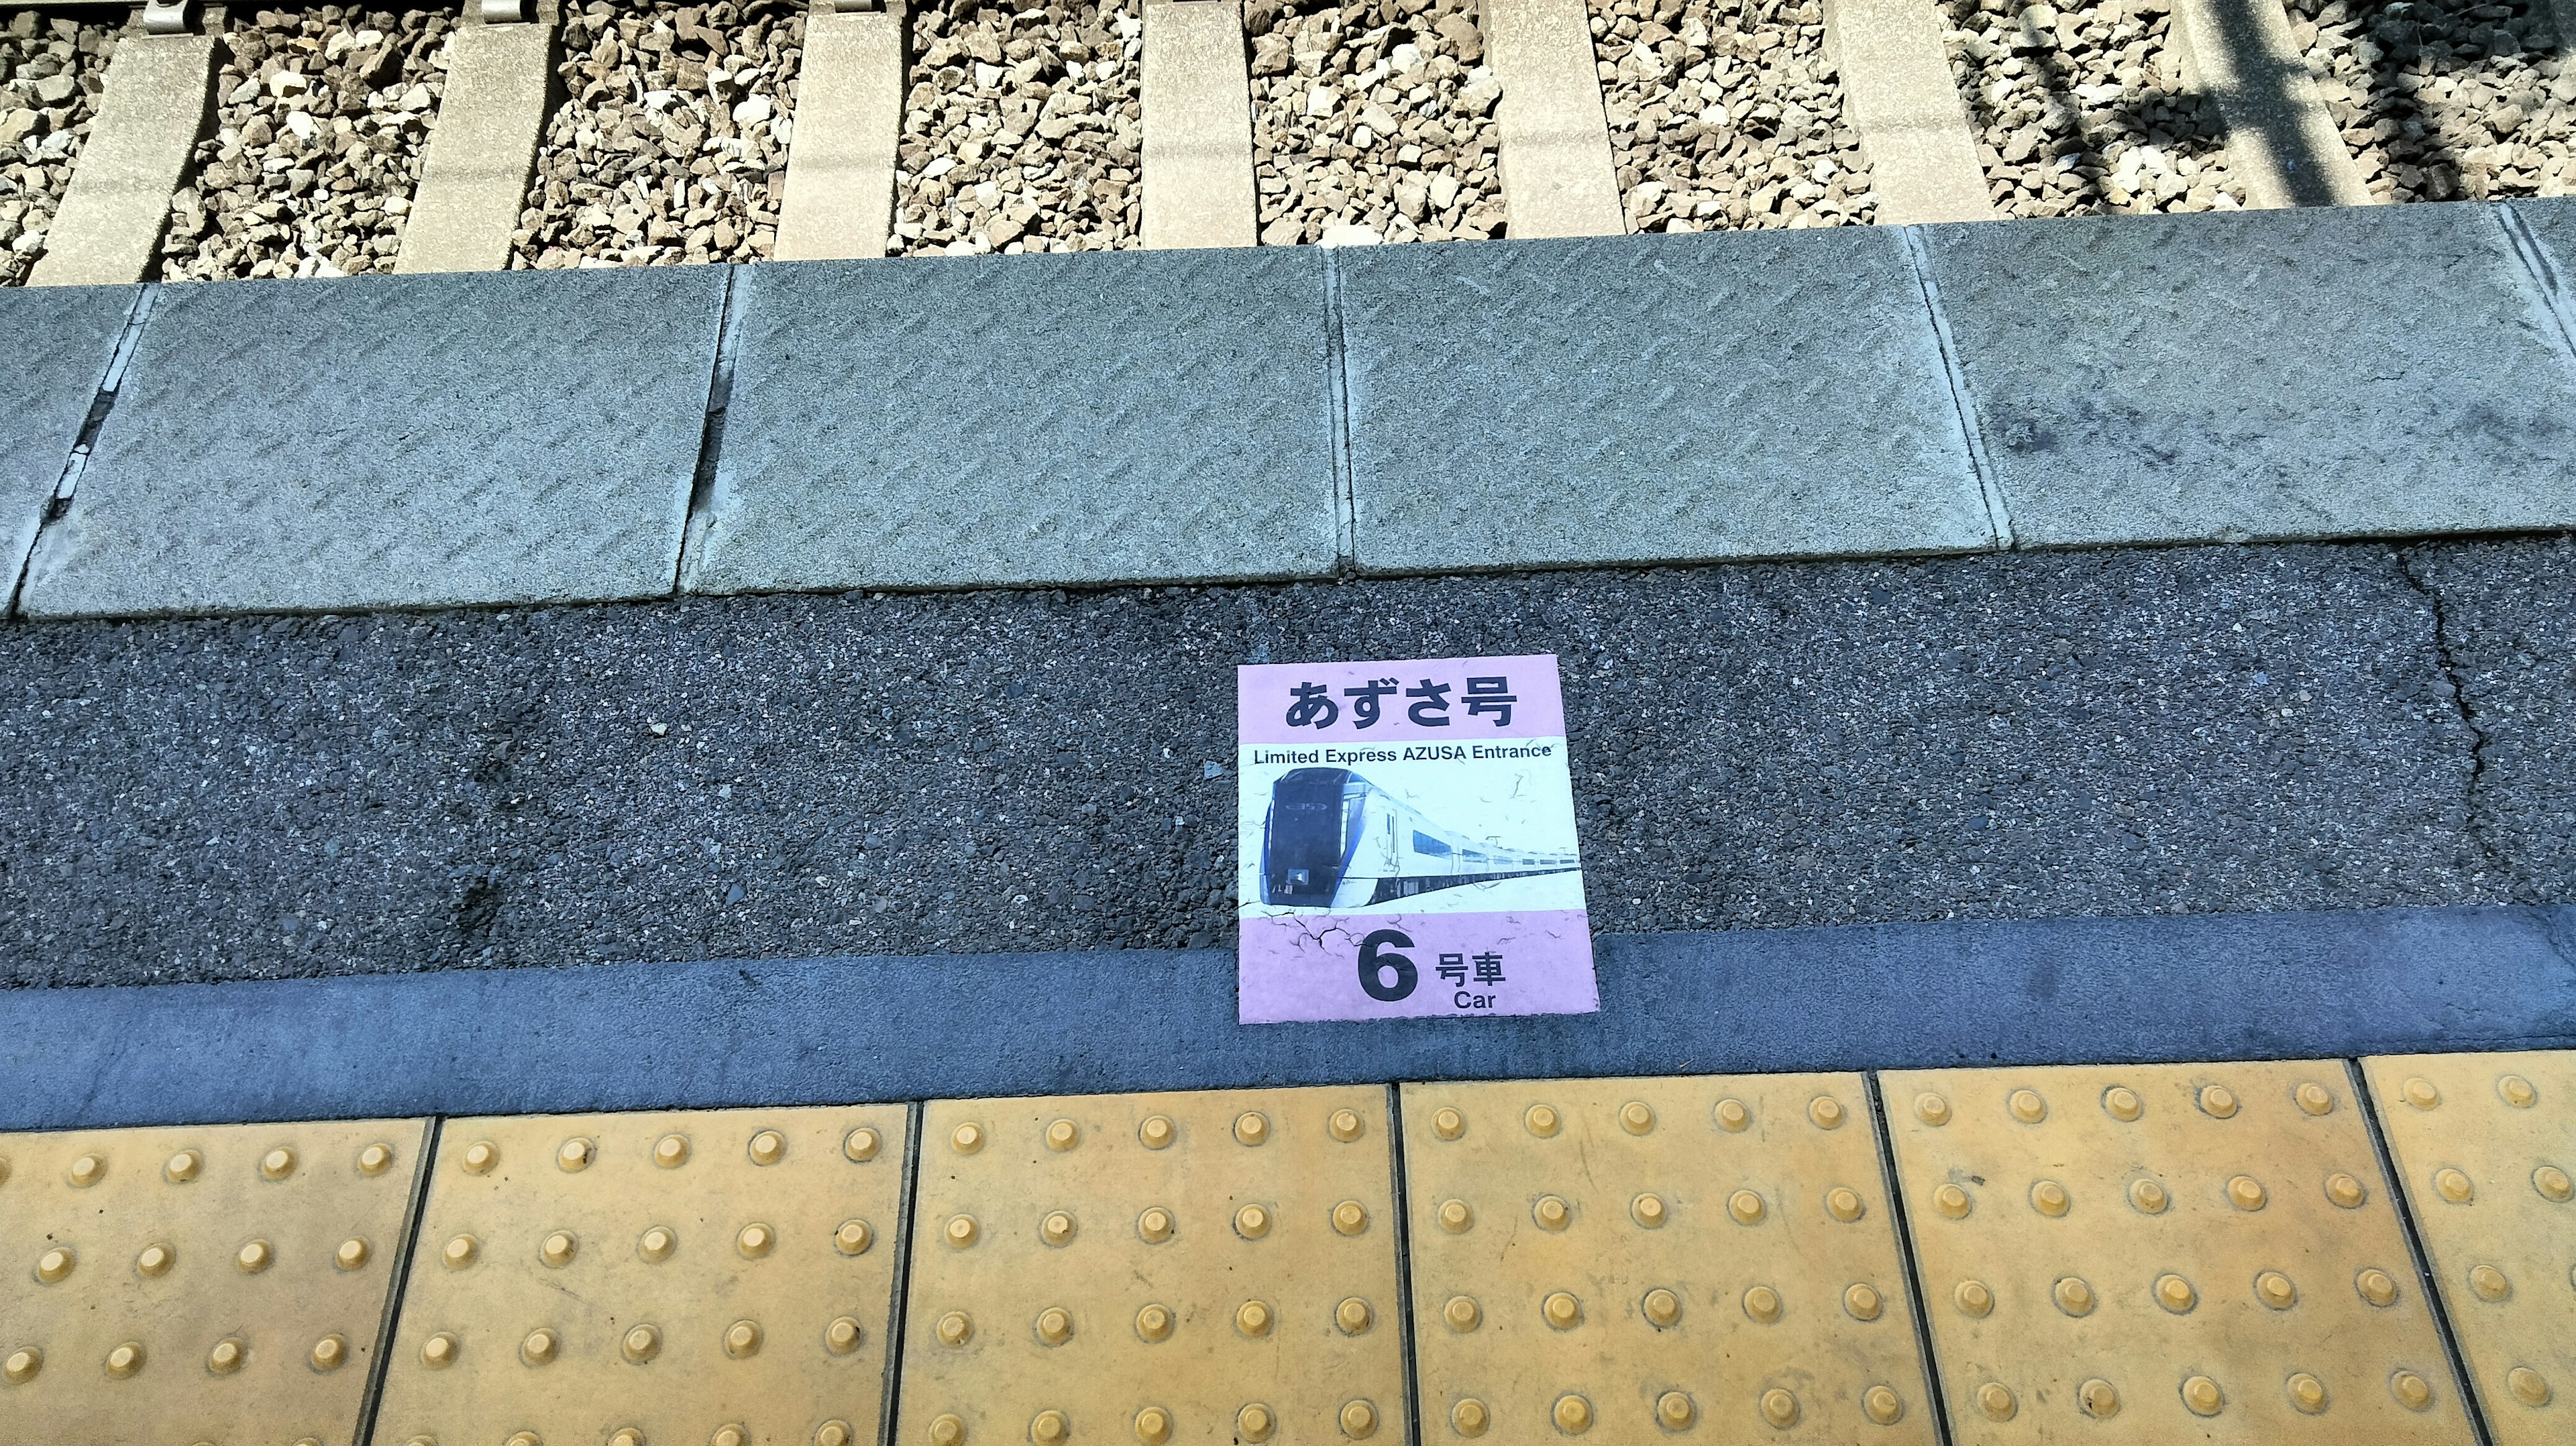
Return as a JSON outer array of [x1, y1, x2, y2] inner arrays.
[[0, 0, 2566, 286]]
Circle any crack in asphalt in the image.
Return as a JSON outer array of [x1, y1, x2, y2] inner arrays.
[[2395, 543, 2520, 899]]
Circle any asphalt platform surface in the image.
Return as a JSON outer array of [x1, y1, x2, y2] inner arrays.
[[2, 536, 2569, 989]]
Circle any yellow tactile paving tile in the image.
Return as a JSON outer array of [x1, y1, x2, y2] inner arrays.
[[1881, 1061, 2473, 1443], [898, 1087, 1403, 1446], [0, 1118, 428, 1446], [1401, 1074, 1937, 1444], [2365, 1050, 2576, 1443], [372, 1105, 910, 1446]]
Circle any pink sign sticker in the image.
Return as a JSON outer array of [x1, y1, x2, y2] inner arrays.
[[1236, 654, 1597, 1024]]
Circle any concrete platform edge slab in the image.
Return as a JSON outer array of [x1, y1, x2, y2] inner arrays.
[[5, 904, 2571, 1129]]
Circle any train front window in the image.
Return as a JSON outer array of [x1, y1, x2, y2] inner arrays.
[[1263, 768, 1359, 905]]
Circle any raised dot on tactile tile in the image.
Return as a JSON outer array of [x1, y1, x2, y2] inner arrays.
[[1236, 1405, 1275, 1443], [1863, 1386, 1904, 1425], [1329, 1107, 1365, 1142], [2435, 1168, 2474, 1203], [2403, 1078, 2440, 1109], [1842, 1282, 1884, 1321], [2130, 1178, 2170, 1213], [724, 1321, 761, 1358], [2198, 1084, 2239, 1119], [949, 1123, 983, 1156], [462, 1140, 498, 1174], [2031, 1180, 2070, 1217], [1138, 1207, 1175, 1243], [2283, 1372, 2328, 1414], [1932, 1184, 1971, 1219], [165, 1149, 202, 1183], [2535, 1166, 2573, 1203], [421, 1333, 458, 1368], [521, 1329, 558, 1366], [1759, 1389, 1799, 1428], [1236, 1203, 1273, 1239], [2296, 1082, 2336, 1115], [2326, 1172, 2367, 1209], [1044, 1119, 1079, 1152], [1915, 1093, 1951, 1125], [1336, 1298, 1375, 1335], [654, 1135, 690, 1168], [2510, 1368, 2553, 1406], [837, 1219, 874, 1256], [1544, 1292, 1582, 1329], [1236, 1300, 1274, 1337], [1450, 1398, 1489, 1437], [1140, 1115, 1176, 1149], [1741, 1286, 1782, 1323], [1334, 1201, 1369, 1235], [2156, 1274, 2198, 1313], [1135, 1304, 1173, 1342], [1619, 1101, 1656, 1135], [1040, 1212, 1075, 1247], [307, 1333, 350, 1373], [1437, 1199, 1472, 1233], [1713, 1098, 1750, 1131], [336, 1237, 370, 1271], [937, 1312, 973, 1347], [2471, 1264, 2512, 1300], [4, 1347, 39, 1385], [1975, 1383, 2015, 1421], [1444, 1296, 1483, 1332], [1030, 1412, 1069, 1445], [2100, 1085, 2143, 1121], [946, 1215, 979, 1247], [1132, 1406, 1171, 1445], [2053, 1277, 2096, 1317], [1809, 1095, 1847, 1129], [1340, 1400, 1379, 1439], [69, 1154, 105, 1187], [1234, 1111, 1271, 1146], [237, 1239, 273, 1274], [845, 1126, 881, 1162], [2182, 1376, 2226, 1416], [443, 1234, 479, 1268], [1536, 1195, 1572, 1230], [256, 1145, 297, 1180], [929, 1415, 967, 1446], [1633, 1192, 1669, 1227], [2008, 1089, 2047, 1123], [1432, 1107, 1465, 1141], [1656, 1392, 1695, 1430], [623, 1325, 661, 1363], [1642, 1286, 1683, 1327], [2080, 1378, 2119, 1419], [555, 1139, 591, 1172], [2500, 1073, 2539, 1107], [138, 1242, 174, 1277], [610, 1431, 643, 1446], [35, 1247, 73, 1283], [2357, 1268, 2400, 1306], [1551, 1394, 1591, 1434], [207, 1337, 246, 1374], [1036, 1307, 1073, 1345], [1955, 1280, 1994, 1317], [104, 1342, 142, 1378], [1525, 1105, 1561, 1137], [819, 1423, 855, 1446], [2257, 1271, 2298, 1309], [506, 1434, 539, 1446], [2392, 1371, 2434, 1410], [2227, 1176, 2268, 1211], [639, 1226, 676, 1262], [542, 1231, 580, 1268]]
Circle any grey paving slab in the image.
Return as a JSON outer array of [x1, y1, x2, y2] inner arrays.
[[1923, 204, 2576, 548], [0, 283, 130, 595], [1340, 230, 1996, 573], [20, 267, 725, 618], [684, 248, 1338, 594]]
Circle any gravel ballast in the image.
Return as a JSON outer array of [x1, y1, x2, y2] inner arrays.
[[2290, 0, 2569, 202], [515, 0, 802, 269], [1250, 0, 1505, 245], [1939, 0, 2243, 217], [160, 6, 451, 281], [1593, 0, 1874, 231], [0, 12, 115, 286], [891, 0, 1141, 256], [0, 540, 2564, 989]]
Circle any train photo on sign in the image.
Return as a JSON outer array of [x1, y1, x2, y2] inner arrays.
[[1258, 767, 1580, 909]]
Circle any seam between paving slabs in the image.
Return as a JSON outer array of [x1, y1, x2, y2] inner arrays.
[[877, 1099, 926, 1446], [355, 1115, 445, 1446], [1324, 245, 1358, 571], [675, 264, 750, 592], [2349, 1059, 2500, 1445], [1864, 1070, 1958, 1446], [1899, 227, 2014, 555], [2491, 203, 2576, 376], [1385, 1082, 1425, 1446], [7, 283, 157, 619]]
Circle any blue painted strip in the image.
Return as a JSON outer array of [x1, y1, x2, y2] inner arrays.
[[4, 905, 2572, 1130]]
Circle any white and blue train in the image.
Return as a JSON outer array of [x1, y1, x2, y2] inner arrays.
[[1258, 767, 1578, 909]]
